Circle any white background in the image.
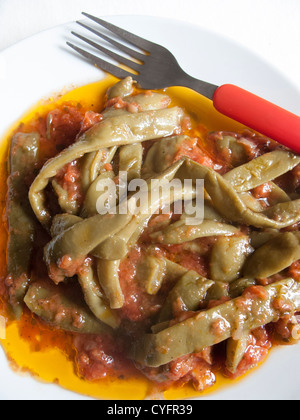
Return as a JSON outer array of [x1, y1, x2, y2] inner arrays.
[[0, 0, 300, 91]]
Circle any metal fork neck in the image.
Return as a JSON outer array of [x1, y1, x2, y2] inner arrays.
[[175, 71, 218, 100]]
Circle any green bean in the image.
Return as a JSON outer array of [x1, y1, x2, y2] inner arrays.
[[157, 271, 214, 323], [50, 215, 122, 319], [132, 278, 300, 367], [151, 321, 171, 334], [229, 278, 256, 298], [50, 214, 82, 237], [176, 159, 256, 224], [80, 146, 117, 194], [107, 77, 171, 110], [24, 280, 110, 334], [240, 181, 291, 212], [44, 212, 132, 282], [100, 108, 130, 119], [239, 191, 264, 212], [80, 151, 100, 193], [176, 159, 300, 229], [6, 132, 39, 318], [226, 333, 250, 374], [90, 147, 117, 182], [119, 143, 143, 182], [78, 264, 120, 328], [102, 92, 171, 120], [215, 135, 248, 166], [138, 256, 167, 295], [95, 231, 139, 262], [171, 199, 225, 228], [205, 281, 229, 300], [125, 93, 171, 112], [224, 150, 300, 193], [202, 201, 225, 222], [162, 258, 190, 282], [249, 229, 279, 249], [107, 76, 134, 99], [143, 135, 188, 176], [107, 77, 170, 114], [151, 220, 239, 244], [141, 256, 195, 298], [52, 179, 80, 215], [81, 88, 170, 193], [50, 214, 122, 320], [96, 259, 123, 309], [80, 76, 120, 188], [29, 107, 185, 227], [210, 236, 253, 283], [243, 232, 300, 279], [268, 182, 291, 206], [262, 199, 300, 226], [89, 150, 109, 182], [81, 171, 115, 218]]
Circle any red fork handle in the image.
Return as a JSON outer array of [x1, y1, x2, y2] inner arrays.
[[213, 84, 300, 153]]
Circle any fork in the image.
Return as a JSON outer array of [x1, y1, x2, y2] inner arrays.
[[67, 12, 300, 153]]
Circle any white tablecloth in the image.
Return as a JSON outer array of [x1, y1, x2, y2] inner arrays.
[[0, 0, 299, 91]]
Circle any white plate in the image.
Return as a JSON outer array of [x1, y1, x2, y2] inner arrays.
[[0, 15, 299, 401]]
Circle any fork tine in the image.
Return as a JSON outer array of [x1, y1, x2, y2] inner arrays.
[[77, 21, 146, 62], [82, 12, 153, 51], [71, 31, 142, 73], [66, 41, 135, 79]]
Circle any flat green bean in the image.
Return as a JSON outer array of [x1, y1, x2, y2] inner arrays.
[[138, 256, 167, 296], [96, 259, 123, 309], [107, 77, 134, 99], [229, 277, 256, 298], [210, 236, 253, 283], [24, 280, 110, 334], [243, 232, 300, 279], [52, 179, 80, 215], [132, 278, 300, 367], [151, 220, 239, 244], [81, 171, 115, 218], [224, 150, 300, 192], [78, 264, 120, 328], [226, 333, 250, 374], [44, 212, 132, 283], [6, 132, 39, 318], [158, 271, 214, 323], [50, 214, 82, 237], [143, 135, 188, 176], [119, 143, 143, 182]]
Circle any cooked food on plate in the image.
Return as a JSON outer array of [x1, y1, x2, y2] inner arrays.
[[1, 77, 300, 399]]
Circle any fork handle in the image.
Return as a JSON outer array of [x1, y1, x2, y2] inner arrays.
[[213, 84, 300, 153]]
